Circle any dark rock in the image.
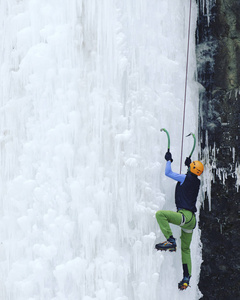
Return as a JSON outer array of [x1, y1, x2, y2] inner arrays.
[[197, 0, 240, 298]]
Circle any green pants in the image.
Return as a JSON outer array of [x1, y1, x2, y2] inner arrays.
[[155, 209, 196, 277]]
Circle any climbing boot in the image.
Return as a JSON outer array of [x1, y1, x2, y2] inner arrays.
[[178, 276, 191, 290], [155, 236, 176, 252]]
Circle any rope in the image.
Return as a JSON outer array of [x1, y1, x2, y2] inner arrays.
[[180, 0, 192, 173]]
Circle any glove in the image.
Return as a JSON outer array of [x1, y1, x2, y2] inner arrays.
[[165, 151, 173, 162], [184, 156, 191, 167]]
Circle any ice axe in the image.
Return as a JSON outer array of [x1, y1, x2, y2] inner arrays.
[[186, 132, 196, 158], [160, 128, 170, 151]]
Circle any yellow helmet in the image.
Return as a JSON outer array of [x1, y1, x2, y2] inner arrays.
[[190, 161, 204, 176]]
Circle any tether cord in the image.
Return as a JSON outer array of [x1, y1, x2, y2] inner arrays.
[[180, 0, 192, 174]]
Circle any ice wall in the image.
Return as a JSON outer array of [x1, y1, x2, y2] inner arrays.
[[0, 1, 201, 299]]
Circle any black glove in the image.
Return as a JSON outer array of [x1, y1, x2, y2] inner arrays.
[[184, 156, 191, 167], [165, 151, 173, 162]]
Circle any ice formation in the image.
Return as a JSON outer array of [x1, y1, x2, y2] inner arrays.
[[0, 1, 202, 299]]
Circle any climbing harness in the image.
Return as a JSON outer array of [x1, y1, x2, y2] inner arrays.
[[179, 211, 196, 234], [180, 0, 193, 173]]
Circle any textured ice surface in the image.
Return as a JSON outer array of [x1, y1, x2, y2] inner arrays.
[[0, 0, 202, 299]]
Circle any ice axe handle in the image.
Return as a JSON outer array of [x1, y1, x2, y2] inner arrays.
[[160, 128, 170, 151], [186, 132, 196, 158]]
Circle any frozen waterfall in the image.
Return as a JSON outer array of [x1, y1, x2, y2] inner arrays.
[[0, 1, 202, 299]]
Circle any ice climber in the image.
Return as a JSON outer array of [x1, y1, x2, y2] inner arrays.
[[155, 150, 204, 290]]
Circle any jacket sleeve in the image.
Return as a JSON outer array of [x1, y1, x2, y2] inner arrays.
[[165, 161, 186, 184]]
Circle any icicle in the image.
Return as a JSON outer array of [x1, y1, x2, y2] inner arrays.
[[201, 131, 215, 211], [235, 164, 240, 192], [201, 0, 216, 26]]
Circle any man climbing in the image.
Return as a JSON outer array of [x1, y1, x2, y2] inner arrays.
[[155, 150, 204, 290]]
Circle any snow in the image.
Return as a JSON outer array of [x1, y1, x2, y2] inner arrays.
[[0, 0, 202, 299]]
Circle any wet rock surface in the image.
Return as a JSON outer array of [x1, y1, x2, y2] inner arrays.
[[197, 0, 240, 298]]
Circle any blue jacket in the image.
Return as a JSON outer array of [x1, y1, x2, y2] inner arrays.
[[165, 161, 200, 212]]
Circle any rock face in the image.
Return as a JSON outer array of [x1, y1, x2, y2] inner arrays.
[[196, 0, 240, 298]]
